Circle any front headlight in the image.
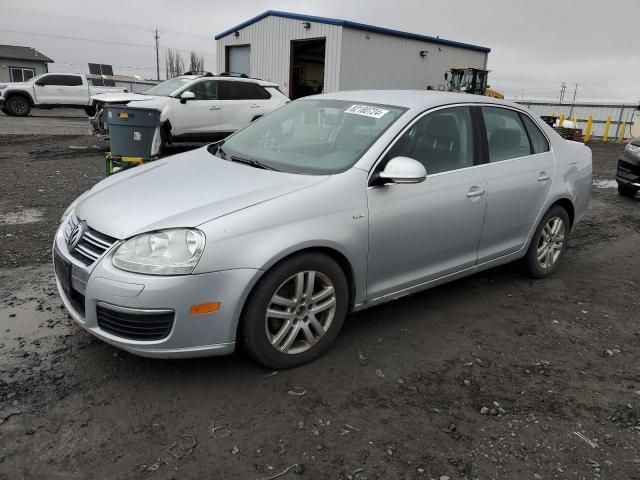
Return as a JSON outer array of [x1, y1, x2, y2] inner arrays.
[[625, 143, 640, 157], [112, 229, 205, 275], [60, 190, 91, 222]]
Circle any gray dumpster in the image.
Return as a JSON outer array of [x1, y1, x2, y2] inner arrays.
[[106, 106, 162, 158]]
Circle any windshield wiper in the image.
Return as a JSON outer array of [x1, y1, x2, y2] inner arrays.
[[230, 155, 279, 171]]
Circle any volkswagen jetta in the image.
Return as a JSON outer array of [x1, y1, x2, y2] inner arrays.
[[53, 91, 592, 368]]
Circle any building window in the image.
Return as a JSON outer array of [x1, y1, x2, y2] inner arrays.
[[9, 67, 36, 82]]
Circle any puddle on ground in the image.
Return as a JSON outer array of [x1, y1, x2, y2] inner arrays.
[[0, 208, 44, 225], [0, 301, 68, 351], [593, 179, 617, 189]]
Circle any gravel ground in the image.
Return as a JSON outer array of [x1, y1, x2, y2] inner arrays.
[[1, 125, 639, 480]]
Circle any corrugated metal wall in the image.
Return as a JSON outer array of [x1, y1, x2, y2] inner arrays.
[[339, 28, 487, 91], [519, 101, 639, 139], [216, 16, 342, 96]]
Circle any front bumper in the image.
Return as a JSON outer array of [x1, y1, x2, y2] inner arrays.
[[53, 221, 262, 358], [616, 152, 640, 187]]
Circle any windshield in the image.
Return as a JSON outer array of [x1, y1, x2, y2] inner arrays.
[[211, 99, 407, 174], [143, 77, 193, 96]]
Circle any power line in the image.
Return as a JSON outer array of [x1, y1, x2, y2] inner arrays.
[[2, 6, 213, 40], [0, 28, 215, 57]]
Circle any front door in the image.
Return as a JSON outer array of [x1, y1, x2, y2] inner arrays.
[[476, 106, 556, 263], [34, 74, 72, 104], [171, 79, 221, 138], [367, 106, 487, 300]]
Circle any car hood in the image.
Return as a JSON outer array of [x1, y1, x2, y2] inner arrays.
[[91, 92, 159, 103], [76, 148, 328, 239]]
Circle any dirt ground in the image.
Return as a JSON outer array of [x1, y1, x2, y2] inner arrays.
[[0, 122, 639, 480]]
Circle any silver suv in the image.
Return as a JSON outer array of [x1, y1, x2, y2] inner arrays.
[[54, 91, 592, 368]]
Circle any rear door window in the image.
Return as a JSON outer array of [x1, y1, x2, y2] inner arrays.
[[219, 81, 266, 100], [482, 107, 532, 162]]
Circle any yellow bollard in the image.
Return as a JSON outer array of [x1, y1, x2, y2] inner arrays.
[[603, 115, 612, 142], [617, 120, 627, 143], [558, 114, 565, 126], [585, 114, 593, 142]]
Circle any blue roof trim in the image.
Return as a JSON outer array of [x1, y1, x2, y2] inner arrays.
[[215, 10, 491, 53]]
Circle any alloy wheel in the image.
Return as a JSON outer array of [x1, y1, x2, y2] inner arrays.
[[265, 270, 337, 355], [536, 216, 565, 269]]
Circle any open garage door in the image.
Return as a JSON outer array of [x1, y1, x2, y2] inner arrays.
[[289, 38, 326, 100], [226, 45, 251, 76]]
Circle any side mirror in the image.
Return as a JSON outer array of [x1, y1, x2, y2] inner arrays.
[[378, 156, 426, 184], [180, 91, 195, 103], [35, 80, 44, 86]]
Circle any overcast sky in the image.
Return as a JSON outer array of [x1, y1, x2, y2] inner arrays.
[[1, 0, 637, 102]]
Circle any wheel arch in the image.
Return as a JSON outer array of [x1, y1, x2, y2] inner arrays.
[[3, 90, 35, 106], [549, 197, 575, 229], [234, 244, 358, 347]]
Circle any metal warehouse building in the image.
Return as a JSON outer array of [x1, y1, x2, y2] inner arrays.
[[216, 11, 490, 99]]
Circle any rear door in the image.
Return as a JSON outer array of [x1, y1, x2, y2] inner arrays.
[[218, 81, 268, 134], [171, 79, 221, 138], [476, 106, 555, 263]]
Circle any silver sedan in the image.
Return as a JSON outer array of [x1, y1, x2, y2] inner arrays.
[[53, 91, 592, 368]]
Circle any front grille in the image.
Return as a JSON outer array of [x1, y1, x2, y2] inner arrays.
[[64, 215, 117, 266], [97, 304, 174, 341]]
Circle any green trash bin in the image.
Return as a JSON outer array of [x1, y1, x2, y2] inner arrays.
[[106, 106, 162, 158]]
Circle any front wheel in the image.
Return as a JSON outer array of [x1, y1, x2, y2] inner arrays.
[[618, 183, 638, 198], [5, 96, 31, 116], [241, 253, 348, 369], [524, 206, 570, 279]]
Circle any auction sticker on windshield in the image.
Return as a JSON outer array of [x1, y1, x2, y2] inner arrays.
[[345, 104, 389, 119]]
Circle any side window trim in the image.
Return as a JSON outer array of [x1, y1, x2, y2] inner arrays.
[[517, 112, 535, 155], [470, 105, 488, 165]]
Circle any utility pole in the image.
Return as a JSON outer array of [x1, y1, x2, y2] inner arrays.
[[569, 83, 579, 117], [154, 28, 160, 81], [559, 82, 567, 104]]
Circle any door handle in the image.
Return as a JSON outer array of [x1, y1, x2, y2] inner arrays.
[[250, 104, 260, 108], [538, 172, 551, 182], [209, 106, 221, 110], [466, 187, 486, 198]]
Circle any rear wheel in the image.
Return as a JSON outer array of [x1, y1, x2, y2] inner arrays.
[[618, 183, 638, 198], [5, 95, 31, 116], [524, 206, 570, 279], [241, 253, 348, 369]]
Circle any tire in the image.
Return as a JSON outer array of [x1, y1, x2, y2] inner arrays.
[[524, 206, 570, 279], [5, 95, 31, 116], [241, 252, 349, 369], [84, 104, 97, 117], [1, 107, 8, 115], [618, 183, 638, 198]]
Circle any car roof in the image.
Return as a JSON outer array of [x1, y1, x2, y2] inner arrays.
[[309, 90, 524, 112]]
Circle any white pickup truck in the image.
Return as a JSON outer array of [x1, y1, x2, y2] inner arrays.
[[0, 73, 126, 117]]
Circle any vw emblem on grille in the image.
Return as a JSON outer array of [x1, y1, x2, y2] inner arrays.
[[67, 221, 86, 251]]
